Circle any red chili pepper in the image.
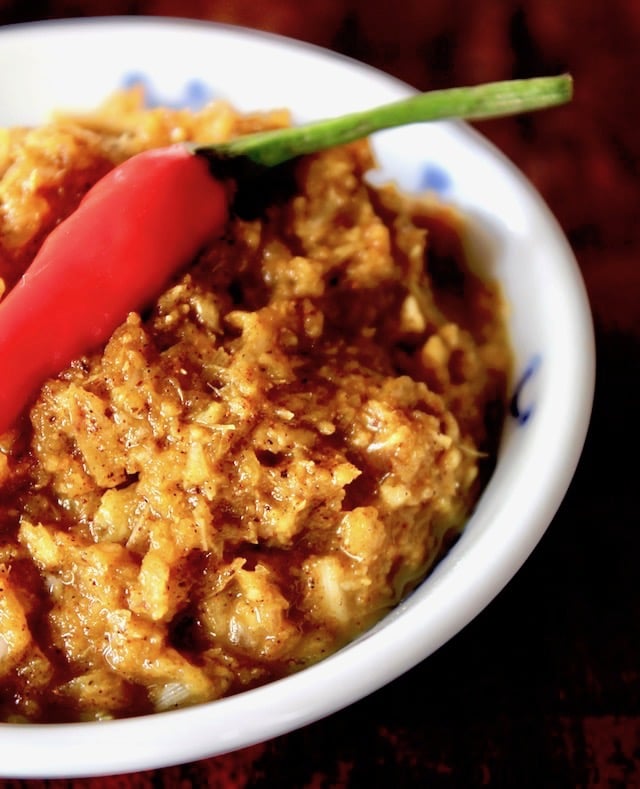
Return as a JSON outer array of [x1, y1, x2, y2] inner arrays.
[[0, 144, 227, 434]]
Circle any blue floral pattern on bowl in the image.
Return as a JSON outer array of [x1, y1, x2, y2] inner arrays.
[[417, 163, 453, 195], [122, 73, 215, 110], [509, 355, 541, 425]]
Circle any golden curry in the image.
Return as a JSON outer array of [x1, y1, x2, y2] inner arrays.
[[0, 90, 510, 722]]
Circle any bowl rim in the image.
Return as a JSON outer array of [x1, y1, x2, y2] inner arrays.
[[0, 15, 596, 779]]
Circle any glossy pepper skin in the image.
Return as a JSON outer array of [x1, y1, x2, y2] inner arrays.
[[0, 144, 228, 434]]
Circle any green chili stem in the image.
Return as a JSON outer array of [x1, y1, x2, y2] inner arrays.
[[194, 75, 572, 168]]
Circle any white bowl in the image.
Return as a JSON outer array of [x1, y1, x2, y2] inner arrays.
[[0, 17, 595, 779]]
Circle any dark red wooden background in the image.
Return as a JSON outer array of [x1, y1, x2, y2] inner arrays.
[[0, 2, 638, 785]]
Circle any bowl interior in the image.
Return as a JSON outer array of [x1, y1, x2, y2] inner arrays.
[[0, 17, 595, 779]]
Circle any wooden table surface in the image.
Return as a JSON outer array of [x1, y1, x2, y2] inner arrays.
[[0, 2, 638, 786]]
